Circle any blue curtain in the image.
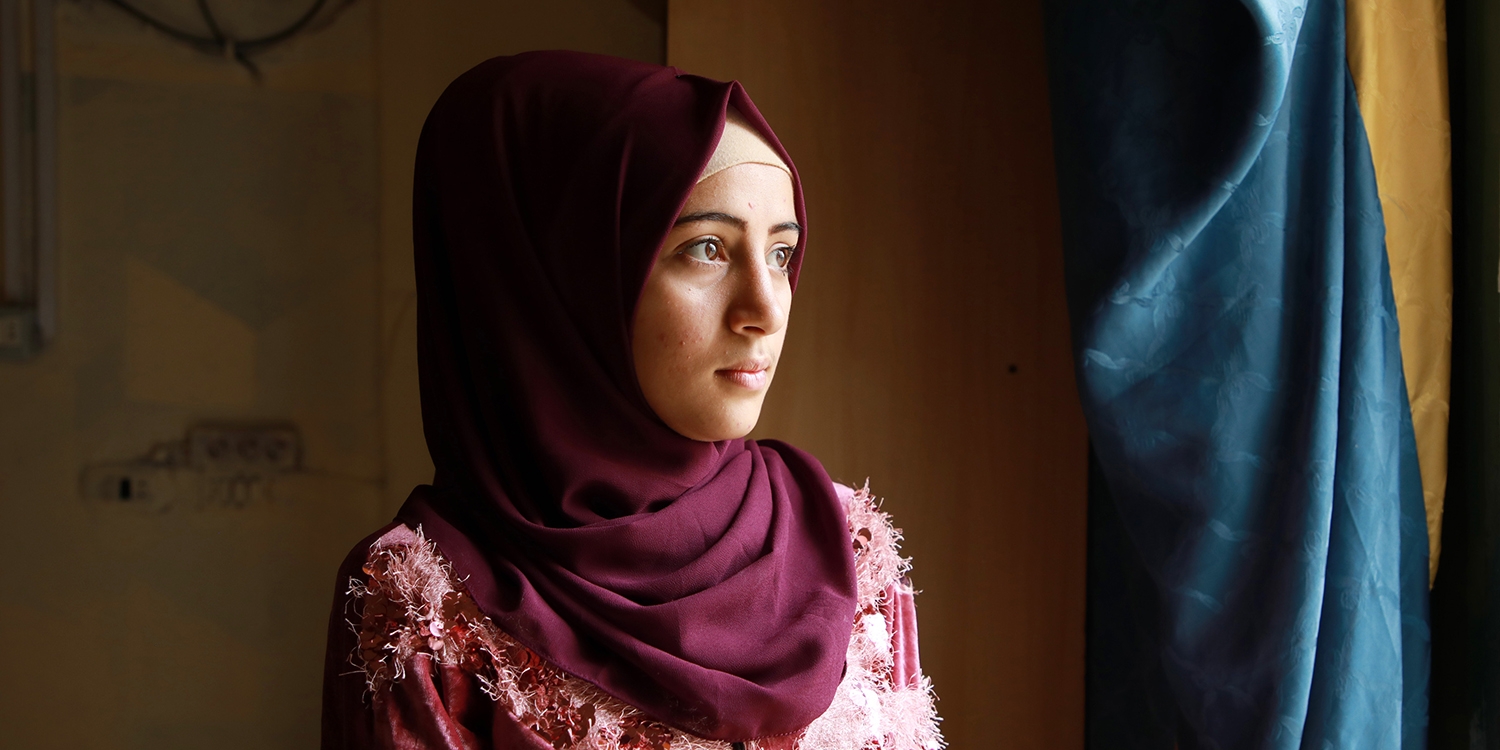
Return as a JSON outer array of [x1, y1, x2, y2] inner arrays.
[[1043, 1, 1430, 747]]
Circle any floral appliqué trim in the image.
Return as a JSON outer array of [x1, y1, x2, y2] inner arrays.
[[347, 484, 943, 750]]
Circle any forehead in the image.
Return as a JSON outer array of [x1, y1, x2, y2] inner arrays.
[[680, 163, 796, 217]]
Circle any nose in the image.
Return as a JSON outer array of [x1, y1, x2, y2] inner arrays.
[[725, 245, 788, 337]]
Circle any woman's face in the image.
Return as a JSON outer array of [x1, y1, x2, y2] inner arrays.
[[633, 163, 799, 441]]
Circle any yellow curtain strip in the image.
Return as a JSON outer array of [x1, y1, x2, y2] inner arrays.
[[1347, 0, 1453, 585]]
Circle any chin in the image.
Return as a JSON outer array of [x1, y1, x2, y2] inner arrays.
[[724, 420, 758, 441], [693, 421, 756, 442], [668, 387, 767, 441], [689, 409, 761, 442]]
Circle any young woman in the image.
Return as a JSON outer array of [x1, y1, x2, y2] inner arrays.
[[321, 51, 942, 750]]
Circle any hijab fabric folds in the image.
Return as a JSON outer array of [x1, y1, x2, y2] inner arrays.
[[394, 51, 859, 741]]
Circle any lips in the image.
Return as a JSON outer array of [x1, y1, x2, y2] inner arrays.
[[716, 357, 772, 390]]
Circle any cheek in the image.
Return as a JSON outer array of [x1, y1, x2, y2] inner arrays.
[[636, 282, 716, 380], [654, 311, 706, 349]]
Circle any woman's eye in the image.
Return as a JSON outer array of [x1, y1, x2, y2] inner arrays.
[[682, 239, 723, 263], [767, 246, 793, 270]]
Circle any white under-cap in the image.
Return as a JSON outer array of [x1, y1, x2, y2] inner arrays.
[[697, 108, 792, 183]]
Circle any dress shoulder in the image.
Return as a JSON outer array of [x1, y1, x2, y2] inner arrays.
[[321, 521, 402, 750], [815, 482, 943, 750], [834, 481, 914, 603]]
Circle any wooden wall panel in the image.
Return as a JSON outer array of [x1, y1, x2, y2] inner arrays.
[[669, 2, 1087, 746]]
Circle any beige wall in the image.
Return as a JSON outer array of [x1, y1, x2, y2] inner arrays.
[[670, 2, 1088, 746], [0, 2, 660, 748], [0, 4, 383, 748]]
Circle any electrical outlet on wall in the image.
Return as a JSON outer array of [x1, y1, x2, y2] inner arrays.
[[79, 463, 193, 513], [81, 422, 302, 510], [187, 422, 301, 473]]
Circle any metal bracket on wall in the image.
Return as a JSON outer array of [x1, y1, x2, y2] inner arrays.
[[0, 0, 56, 361]]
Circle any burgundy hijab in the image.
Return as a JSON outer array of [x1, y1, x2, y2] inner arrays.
[[394, 51, 859, 741]]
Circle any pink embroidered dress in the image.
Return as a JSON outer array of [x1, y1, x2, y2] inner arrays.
[[321, 484, 943, 750]]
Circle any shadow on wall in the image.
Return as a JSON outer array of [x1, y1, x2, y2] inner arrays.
[[0, 1, 661, 747]]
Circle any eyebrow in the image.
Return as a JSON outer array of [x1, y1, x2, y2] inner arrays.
[[673, 211, 803, 235]]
